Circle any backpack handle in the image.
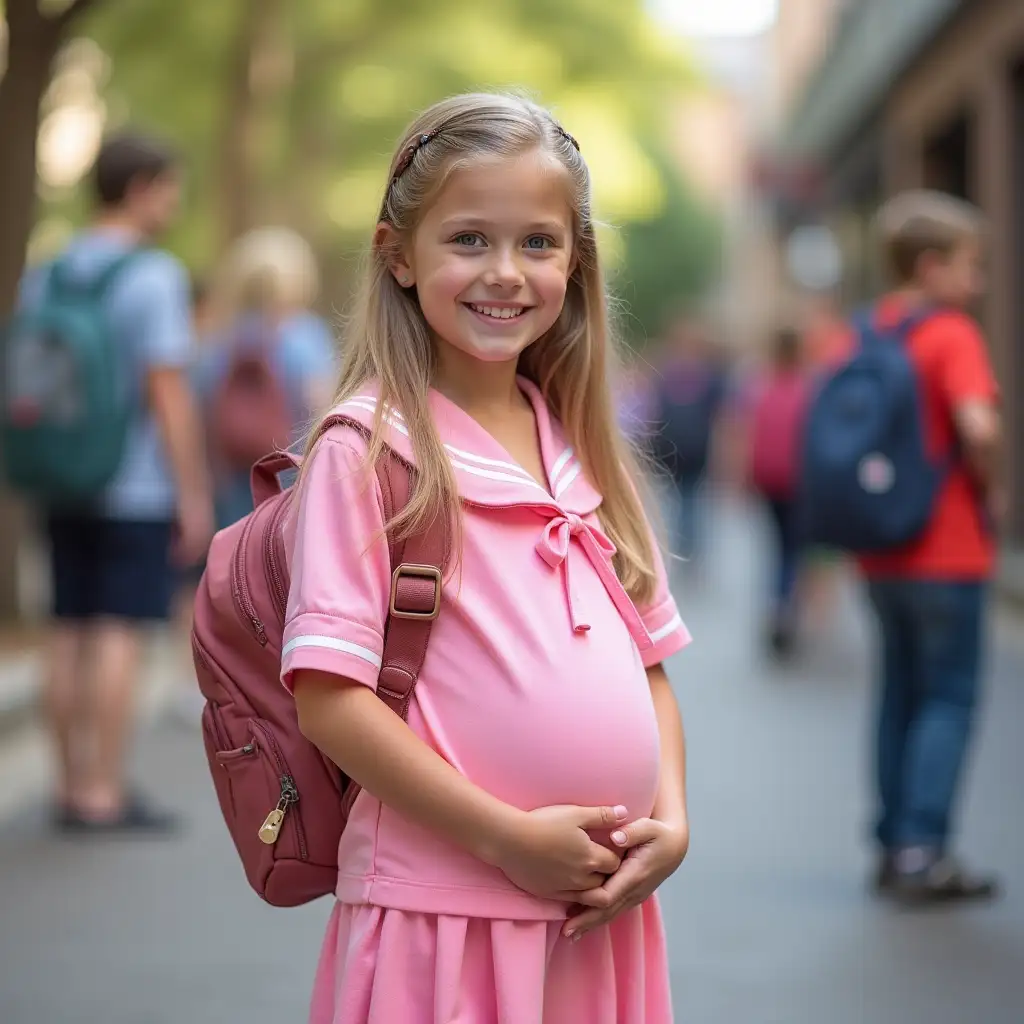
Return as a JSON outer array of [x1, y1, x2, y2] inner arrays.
[[251, 450, 302, 506]]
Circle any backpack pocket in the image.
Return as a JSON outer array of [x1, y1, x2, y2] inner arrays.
[[202, 710, 309, 899]]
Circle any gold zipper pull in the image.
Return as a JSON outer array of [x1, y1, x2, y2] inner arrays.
[[258, 801, 287, 844]]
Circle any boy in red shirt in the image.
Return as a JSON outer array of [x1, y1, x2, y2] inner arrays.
[[863, 190, 1002, 903]]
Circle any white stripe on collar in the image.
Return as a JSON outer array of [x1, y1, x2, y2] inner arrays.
[[449, 457, 551, 494], [551, 447, 575, 482], [339, 396, 553, 497], [554, 463, 582, 498]]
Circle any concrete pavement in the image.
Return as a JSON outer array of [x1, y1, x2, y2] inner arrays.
[[1, 499, 1022, 1023]]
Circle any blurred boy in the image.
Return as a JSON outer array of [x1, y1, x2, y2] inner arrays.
[[21, 133, 213, 831], [861, 190, 1001, 903]]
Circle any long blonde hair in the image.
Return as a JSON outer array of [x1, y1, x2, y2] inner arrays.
[[309, 93, 657, 604]]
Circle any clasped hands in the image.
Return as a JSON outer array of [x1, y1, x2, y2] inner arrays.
[[490, 803, 688, 943]]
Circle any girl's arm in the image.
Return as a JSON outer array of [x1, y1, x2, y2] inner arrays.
[[293, 670, 625, 899], [649, 663, 688, 839]]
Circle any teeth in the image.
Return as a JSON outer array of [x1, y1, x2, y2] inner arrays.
[[471, 305, 523, 319]]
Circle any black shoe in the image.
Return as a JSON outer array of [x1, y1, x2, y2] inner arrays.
[[888, 849, 999, 906], [58, 792, 181, 836]]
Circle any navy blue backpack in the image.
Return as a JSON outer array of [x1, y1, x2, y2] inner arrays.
[[800, 307, 948, 553]]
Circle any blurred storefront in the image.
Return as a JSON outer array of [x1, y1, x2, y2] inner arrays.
[[773, 0, 1024, 567]]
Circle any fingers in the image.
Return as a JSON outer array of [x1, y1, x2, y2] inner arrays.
[[588, 844, 622, 875], [571, 885, 616, 909], [565, 903, 619, 937], [608, 817, 661, 851], [563, 859, 645, 938], [575, 804, 630, 830], [574, 871, 613, 893]]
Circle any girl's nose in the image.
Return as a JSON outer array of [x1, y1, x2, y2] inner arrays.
[[482, 248, 525, 289]]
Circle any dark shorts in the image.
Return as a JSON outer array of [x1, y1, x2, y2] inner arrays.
[[46, 515, 176, 622]]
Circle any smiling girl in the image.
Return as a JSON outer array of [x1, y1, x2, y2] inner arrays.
[[285, 93, 691, 1024]]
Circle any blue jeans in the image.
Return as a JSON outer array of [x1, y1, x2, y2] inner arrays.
[[866, 578, 987, 851], [766, 498, 801, 618], [674, 472, 705, 564]]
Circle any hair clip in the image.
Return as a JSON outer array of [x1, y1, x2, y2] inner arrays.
[[391, 130, 440, 185]]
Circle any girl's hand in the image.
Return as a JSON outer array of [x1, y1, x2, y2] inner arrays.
[[562, 818, 688, 941], [490, 804, 629, 901]]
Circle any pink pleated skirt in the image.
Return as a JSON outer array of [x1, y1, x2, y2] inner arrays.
[[308, 899, 674, 1024]]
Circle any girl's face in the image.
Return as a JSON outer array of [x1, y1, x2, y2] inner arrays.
[[392, 149, 576, 366]]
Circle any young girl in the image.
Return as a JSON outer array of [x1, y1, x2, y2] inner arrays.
[[284, 93, 691, 1024]]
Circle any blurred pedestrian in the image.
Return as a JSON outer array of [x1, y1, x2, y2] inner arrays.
[[616, 359, 657, 447], [648, 319, 729, 572], [797, 292, 851, 635], [195, 226, 335, 532], [810, 190, 1002, 903], [747, 325, 810, 658], [277, 93, 689, 1024], [12, 132, 213, 831]]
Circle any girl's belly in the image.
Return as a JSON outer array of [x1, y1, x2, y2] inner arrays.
[[417, 642, 662, 823]]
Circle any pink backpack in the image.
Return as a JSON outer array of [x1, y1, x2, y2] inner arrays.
[[208, 327, 295, 471], [749, 371, 810, 500], [192, 418, 448, 907]]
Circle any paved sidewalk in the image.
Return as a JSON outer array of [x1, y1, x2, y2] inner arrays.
[[0, 501, 1022, 1023]]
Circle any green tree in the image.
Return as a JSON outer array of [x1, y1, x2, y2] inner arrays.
[[64, 0, 704, 284], [613, 144, 723, 348]]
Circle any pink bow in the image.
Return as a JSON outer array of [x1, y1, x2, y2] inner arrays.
[[536, 513, 651, 650]]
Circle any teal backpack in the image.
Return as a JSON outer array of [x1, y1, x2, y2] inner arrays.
[[2, 250, 144, 504]]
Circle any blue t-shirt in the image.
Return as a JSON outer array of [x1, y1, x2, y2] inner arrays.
[[19, 229, 194, 521]]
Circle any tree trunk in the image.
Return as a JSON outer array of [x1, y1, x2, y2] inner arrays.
[[0, 0, 100, 623], [0, 6, 63, 624], [0, 8, 62, 318], [217, 0, 286, 250]]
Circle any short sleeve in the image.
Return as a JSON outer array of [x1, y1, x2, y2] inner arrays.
[[122, 254, 194, 370], [280, 434, 391, 692], [636, 513, 691, 668], [931, 314, 999, 408]]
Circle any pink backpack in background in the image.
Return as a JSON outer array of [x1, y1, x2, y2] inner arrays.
[[208, 327, 295, 471], [749, 371, 811, 500], [191, 419, 448, 907]]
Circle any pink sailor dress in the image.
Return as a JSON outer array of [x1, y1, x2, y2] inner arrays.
[[281, 378, 691, 1023]]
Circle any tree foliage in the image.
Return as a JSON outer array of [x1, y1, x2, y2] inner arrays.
[[29, 0, 722, 320], [613, 144, 723, 347]]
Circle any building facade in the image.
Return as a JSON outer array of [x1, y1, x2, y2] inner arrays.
[[778, 0, 1024, 564]]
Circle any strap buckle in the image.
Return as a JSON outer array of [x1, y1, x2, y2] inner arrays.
[[389, 564, 442, 621]]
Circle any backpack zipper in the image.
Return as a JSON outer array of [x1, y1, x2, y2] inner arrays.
[[264, 498, 291, 621], [231, 514, 268, 646], [251, 719, 307, 860]]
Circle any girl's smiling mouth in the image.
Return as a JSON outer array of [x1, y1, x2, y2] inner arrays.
[[465, 303, 531, 322]]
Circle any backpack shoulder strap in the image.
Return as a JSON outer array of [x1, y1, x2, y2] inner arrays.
[[850, 305, 880, 349], [47, 248, 148, 301], [374, 451, 449, 720], [285, 413, 449, 721], [88, 248, 149, 298]]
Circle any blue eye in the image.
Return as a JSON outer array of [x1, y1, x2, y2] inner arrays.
[[525, 236, 552, 250], [453, 233, 484, 247]]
